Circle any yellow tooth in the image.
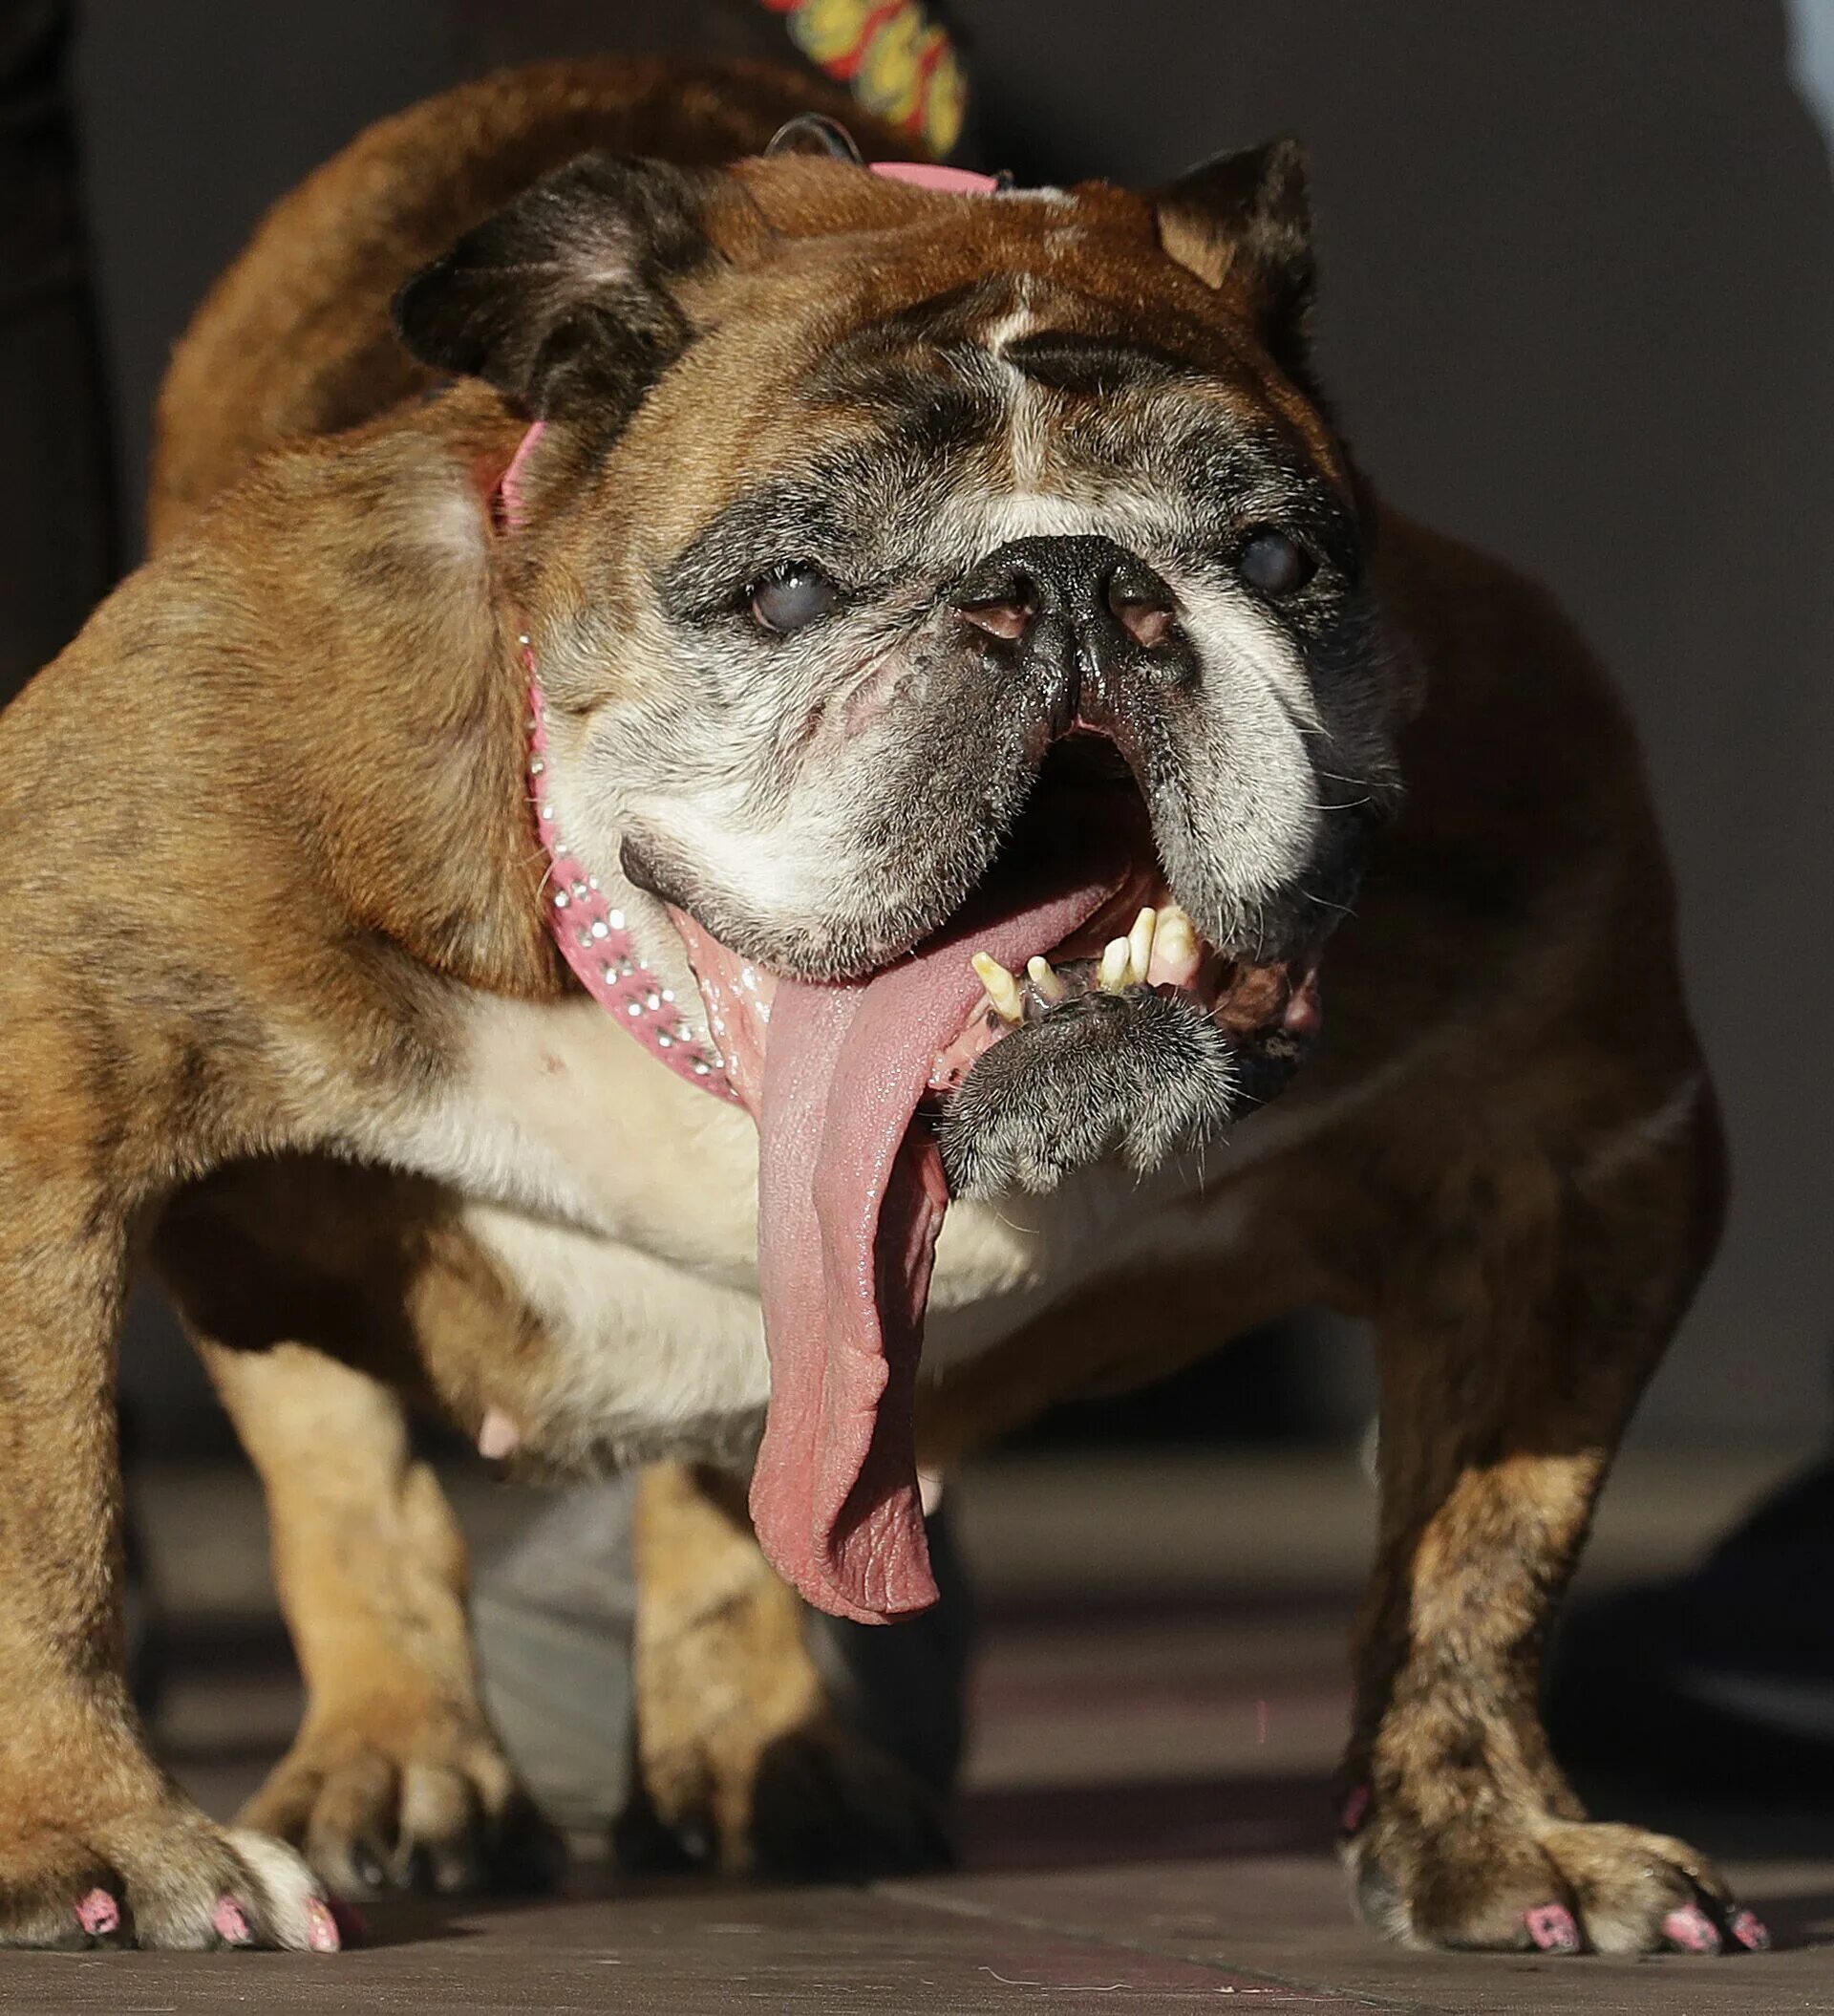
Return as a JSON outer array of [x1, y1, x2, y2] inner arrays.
[[1127, 906, 1158, 985], [1155, 905, 1198, 967], [1027, 954, 1067, 1003], [1098, 936, 1132, 992], [970, 951, 1024, 1023]]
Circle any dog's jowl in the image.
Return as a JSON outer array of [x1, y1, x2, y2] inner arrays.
[[0, 56, 1750, 1957]]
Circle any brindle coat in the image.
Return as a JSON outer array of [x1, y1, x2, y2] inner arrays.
[[0, 57, 1747, 1959]]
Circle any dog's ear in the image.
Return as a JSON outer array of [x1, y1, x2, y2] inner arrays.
[[394, 153, 723, 426], [1153, 137, 1314, 388]]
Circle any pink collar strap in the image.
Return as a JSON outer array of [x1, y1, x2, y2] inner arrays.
[[504, 158, 998, 1103], [522, 665, 740, 1101], [869, 161, 1000, 194], [499, 423, 737, 1098]]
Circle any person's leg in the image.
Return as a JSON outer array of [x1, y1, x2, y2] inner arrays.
[[1548, 1456, 1834, 1798], [0, 0, 116, 700]]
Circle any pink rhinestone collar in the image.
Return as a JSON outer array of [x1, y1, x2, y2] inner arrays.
[[500, 423, 738, 1100], [501, 159, 999, 1104], [522, 657, 739, 1101]]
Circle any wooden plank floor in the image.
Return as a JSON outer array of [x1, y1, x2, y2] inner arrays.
[[8, 1445, 1828, 2014]]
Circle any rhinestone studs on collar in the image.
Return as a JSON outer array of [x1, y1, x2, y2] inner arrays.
[[524, 646, 736, 1103]]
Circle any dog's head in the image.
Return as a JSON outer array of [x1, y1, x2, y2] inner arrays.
[[397, 141, 1405, 1195], [396, 137, 1409, 1622]]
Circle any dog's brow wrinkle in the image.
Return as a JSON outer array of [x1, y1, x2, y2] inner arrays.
[[1000, 330, 1197, 396]]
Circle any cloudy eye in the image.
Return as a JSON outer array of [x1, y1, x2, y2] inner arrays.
[[749, 561, 839, 634], [1237, 528, 1314, 597]]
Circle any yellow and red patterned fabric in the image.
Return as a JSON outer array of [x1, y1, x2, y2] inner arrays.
[[758, 0, 967, 158]]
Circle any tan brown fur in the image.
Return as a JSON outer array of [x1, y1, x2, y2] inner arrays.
[[629, 1465, 947, 1878], [0, 58, 1736, 1957]]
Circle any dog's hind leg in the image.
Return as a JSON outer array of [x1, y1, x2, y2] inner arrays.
[[1339, 1079, 1769, 1958], [626, 1461, 954, 1879], [196, 1335, 562, 1898]]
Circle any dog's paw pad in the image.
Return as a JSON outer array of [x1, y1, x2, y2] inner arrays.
[[306, 1898, 341, 1953]]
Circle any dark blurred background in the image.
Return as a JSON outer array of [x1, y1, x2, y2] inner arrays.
[[29, 0, 1834, 1453]]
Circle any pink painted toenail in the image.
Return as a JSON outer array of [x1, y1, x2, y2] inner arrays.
[[75, 1888, 118, 1937], [1338, 1783, 1372, 1835], [212, 1896, 251, 1944], [1662, 1904, 1721, 1954], [306, 1898, 341, 1953], [1731, 1909, 1771, 1952], [1525, 1902, 1581, 1953]]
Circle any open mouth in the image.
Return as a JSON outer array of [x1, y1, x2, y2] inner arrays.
[[681, 740, 1321, 1114], [666, 740, 1322, 1629], [927, 748, 1322, 1108]]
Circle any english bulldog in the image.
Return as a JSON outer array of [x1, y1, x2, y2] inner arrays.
[[0, 55, 1759, 1960]]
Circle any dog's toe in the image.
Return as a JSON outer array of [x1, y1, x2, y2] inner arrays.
[[1348, 1800, 1764, 1957], [0, 1803, 332, 1951], [243, 1725, 563, 1899], [627, 1715, 953, 1883]]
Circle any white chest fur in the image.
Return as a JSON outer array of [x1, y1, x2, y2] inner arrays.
[[366, 991, 1281, 1467]]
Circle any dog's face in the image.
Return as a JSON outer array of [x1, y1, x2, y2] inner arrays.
[[399, 145, 1405, 1195]]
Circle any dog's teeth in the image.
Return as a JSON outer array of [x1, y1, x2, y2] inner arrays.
[[1026, 955, 1067, 1003], [1152, 904, 1199, 981], [1127, 906, 1158, 985], [970, 952, 1024, 1023], [1098, 936, 1132, 992]]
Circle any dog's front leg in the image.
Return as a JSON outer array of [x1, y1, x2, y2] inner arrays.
[[1340, 1105, 1768, 1958], [198, 1336, 560, 1897], [626, 1461, 951, 1879], [0, 1167, 333, 1948]]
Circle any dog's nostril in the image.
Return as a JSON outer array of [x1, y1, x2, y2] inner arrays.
[[958, 574, 1037, 642], [1110, 594, 1175, 650], [1106, 566, 1177, 650], [959, 599, 1032, 642]]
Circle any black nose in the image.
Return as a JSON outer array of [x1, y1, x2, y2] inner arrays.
[[956, 535, 1177, 645], [954, 535, 1188, 733]]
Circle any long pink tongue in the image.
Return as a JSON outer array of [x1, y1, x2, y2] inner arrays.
[[750, 844, 1126, 1624]]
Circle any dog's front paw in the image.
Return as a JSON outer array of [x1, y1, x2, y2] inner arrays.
[[939, 985, 1236, 1197], [243, 1713, 563, 1898], [0, 1799, 337, 1951], [624, 1714, 952, 1882], [1343, 1790, 1769, 1956]]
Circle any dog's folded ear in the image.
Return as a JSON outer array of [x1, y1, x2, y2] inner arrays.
[[1153, 137, 1314, 389], [393, 153, 724, 427]]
